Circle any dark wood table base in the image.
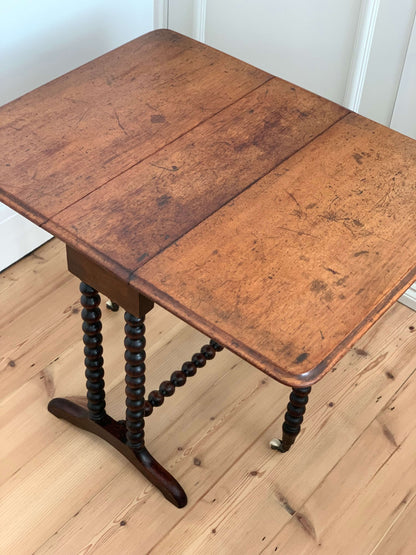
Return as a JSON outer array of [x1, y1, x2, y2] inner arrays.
[[46, 281, 311, 506], [48, 397, 188, 508]]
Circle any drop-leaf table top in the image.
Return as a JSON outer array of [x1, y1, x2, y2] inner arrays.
[[1, 29, 416, 387]]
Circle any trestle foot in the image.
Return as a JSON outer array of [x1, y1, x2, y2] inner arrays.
[[47, 397, 187, 507]]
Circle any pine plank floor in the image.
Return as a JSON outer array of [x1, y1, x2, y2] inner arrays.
[[1, 238, 415, 555]]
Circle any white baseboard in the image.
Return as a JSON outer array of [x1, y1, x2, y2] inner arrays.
[[399, 283, 416, 311], [0, 208, 52, 271]]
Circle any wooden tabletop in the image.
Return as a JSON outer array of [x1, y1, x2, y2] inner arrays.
[[1, 29, 416, 387]]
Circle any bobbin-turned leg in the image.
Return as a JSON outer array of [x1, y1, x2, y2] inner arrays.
[[81, 282, 107, 421], [48, 285, 187, 508], [270, 387, 311, 453], [122, 312, 187, 507]]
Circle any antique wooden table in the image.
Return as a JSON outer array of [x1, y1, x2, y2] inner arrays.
[[1, 30, 416, 508]]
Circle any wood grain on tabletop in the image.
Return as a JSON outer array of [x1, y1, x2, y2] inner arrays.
[[0, 29, 269, 223], [1, 28, 416, 387], [49, 78, 347, 275], [132, 113, 416, 386]]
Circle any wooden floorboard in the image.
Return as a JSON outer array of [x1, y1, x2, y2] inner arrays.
[[1, 238, 415, 554]]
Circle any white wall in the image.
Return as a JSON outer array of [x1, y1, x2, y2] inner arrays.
[[205, 0, 362, 105], [167, 0, 362, 105], [0, 0, 154, 106], [0, 0, 154, 271]]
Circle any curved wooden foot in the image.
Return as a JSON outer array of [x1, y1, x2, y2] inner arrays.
[[48, 397, 187, 508]]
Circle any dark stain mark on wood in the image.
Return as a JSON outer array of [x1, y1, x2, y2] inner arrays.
[[321, 209, 338, 221], [310, 279, 327, 293], [376, 395, 382, 403], [319, 330, 325, 340], [193, 457, 201, 466], [137, 253, 149, 263], [325, 267, 339, 275], [277, 493, 296, 515], [250, 470, 259, 476], [352, 219, 364, 227], [356, 288, 365, 295], [296, 513, 317, 539], [157, 194, 172, 207], [336, 276, 349, 286], [385, 371, 394, 380], [353, 153, 363, 164], [40, 368, 55, 397], [354, 250, 369, 257], [119, 520, 127, 526], [72, 307, 79, 314], [355, 348, 368, 356], [151, 114, 166, 123], [382, 424, 397, 447], [212, 528, 217, 534], [150, 163, 179, 172], [295, 352, 309, 364], [113, 108, 128, 135], [323, 290, 334, 303], [286, 190, 304, 218], [8, 360, 16, 367], [409, 326, 415, 332], [306, 202, 317, 209], [328, 401, 334, 407]]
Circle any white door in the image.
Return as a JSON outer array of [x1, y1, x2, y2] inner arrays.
[[165, 0, 416, 310], [391, 12, 416, 311], [0, 0, 154, 271]]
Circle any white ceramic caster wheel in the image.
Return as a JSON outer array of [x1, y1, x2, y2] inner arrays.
[[269, 438, 282, 450], [106, 300, 119, 312]]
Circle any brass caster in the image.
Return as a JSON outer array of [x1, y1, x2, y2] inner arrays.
[[270, 438, 282, 450], [106, 299, 119, 312], [270, 438, 288, 452]]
